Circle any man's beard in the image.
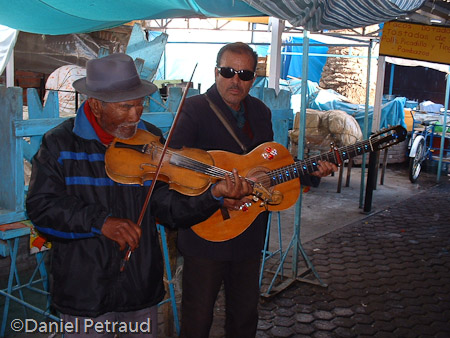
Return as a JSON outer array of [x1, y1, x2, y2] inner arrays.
[[111, 122, 139, 139]]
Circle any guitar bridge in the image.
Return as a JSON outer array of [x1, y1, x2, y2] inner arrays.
[[252, 183, 283, 207]]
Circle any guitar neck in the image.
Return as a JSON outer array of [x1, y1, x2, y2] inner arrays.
[[267, 139, 373, 186]]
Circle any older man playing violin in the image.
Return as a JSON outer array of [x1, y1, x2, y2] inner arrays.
[[26, 53, 252, 338]]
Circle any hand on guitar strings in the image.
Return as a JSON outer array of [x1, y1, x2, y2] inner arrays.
[[310, 160, 338, 178], [101, 216, 142, 251], [212, 168, 254, 210]]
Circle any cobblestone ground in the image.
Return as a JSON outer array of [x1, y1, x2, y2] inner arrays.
[[254, 181, 450, 338]]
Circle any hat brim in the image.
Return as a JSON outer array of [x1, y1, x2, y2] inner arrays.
[[72, 77, 158, 103]]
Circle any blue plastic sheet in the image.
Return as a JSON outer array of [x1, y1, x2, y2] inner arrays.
[[281, 36, 328, 83], [309, 89, 407, 133], [0, 0, 263, 35]]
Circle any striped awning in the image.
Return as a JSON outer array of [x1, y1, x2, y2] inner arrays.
[[242, 0, 426, 31]]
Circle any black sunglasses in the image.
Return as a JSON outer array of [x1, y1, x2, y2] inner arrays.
[[217, 67, 256, 81]]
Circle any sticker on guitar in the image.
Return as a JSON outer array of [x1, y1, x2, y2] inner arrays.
[[262, 146, 278, 160]]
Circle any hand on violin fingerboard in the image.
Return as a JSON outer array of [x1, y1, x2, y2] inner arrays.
[[212, 168, 253, 201], [102, 217, 142, 251]]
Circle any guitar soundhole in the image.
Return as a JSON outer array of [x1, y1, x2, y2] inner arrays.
[[247, 167, 271, 190]]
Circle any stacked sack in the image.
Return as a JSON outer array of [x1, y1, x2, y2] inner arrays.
[[289, 109, 362, 157]]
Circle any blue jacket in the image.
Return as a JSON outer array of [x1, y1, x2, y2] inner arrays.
[[26, 103, 223, 316]]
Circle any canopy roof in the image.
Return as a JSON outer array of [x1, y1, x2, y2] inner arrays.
[[0, 0, 262, 35], [241, 0, 426, 31], [0, 0, 427, 35]]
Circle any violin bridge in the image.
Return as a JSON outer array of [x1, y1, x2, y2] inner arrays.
[[144, 143, 158, 160]]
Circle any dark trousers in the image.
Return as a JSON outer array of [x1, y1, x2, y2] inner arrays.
[[179, 255, 261, 338]]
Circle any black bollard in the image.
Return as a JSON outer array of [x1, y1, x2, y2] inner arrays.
[[363, 150, 379, 213]]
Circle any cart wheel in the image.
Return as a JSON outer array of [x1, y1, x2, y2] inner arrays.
[[409, 138, 425, 183]]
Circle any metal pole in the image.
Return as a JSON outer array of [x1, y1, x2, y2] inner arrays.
[[359, 39, 373, 208], [292, 30, 325, 286], [268, 17, 284, 93], [364, 151, 378, 213], [6, 50, 14, 87], [292, 30, 309, 278], [436, 71, 450, 181], [389, 63, 395, 95], [373, 55, 386, 133]]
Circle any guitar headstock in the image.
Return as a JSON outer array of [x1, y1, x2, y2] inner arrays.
[[370, 125, 407, 151]]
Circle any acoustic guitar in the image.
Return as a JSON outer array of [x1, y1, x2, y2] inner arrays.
[[190, 125, 407, 242]]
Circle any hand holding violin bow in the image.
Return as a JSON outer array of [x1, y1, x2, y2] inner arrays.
[[101, 217, 142, 252]]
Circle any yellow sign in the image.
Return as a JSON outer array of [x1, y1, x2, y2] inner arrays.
[[380, 21, 450, 65]]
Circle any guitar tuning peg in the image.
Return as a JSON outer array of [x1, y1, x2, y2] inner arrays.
[[329, 142, 335, 150]]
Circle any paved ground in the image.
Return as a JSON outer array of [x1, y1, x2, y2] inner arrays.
[[1, 163, 450, 337], [205, 164, 450, 337], [253, 181, 450, 337]]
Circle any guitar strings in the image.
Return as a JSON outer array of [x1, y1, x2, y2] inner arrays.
[[268, 138, 374, 179], [270, 127, 402, 179], [155, 138, 373, 186], [148, 133, 384, 187]]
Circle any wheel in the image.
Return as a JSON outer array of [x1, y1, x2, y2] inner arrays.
[[409, 138, 425, 183]]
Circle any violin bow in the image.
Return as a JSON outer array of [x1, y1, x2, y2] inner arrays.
[[120, 64, 198, 272]]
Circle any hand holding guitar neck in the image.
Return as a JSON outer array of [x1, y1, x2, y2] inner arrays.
[[211, 168, 254, 201]]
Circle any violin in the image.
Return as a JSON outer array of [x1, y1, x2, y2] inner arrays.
[[105, 129, 232, 196]]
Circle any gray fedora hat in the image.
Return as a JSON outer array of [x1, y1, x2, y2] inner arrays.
[[72, 53, 157, 103]]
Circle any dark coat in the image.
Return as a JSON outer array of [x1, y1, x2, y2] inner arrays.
[[26, 103, 223, 316], [170, 84, 274, 260]]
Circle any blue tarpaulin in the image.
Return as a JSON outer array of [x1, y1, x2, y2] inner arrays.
[[0, 0, 263, 34], [0, 0, 425, 35], [281, 36, 328, 83], [308, 88, 408, 132]]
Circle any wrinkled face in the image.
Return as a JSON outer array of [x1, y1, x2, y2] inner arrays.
[[89, 97, 144, 139], [215, 50, 256, 111]]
